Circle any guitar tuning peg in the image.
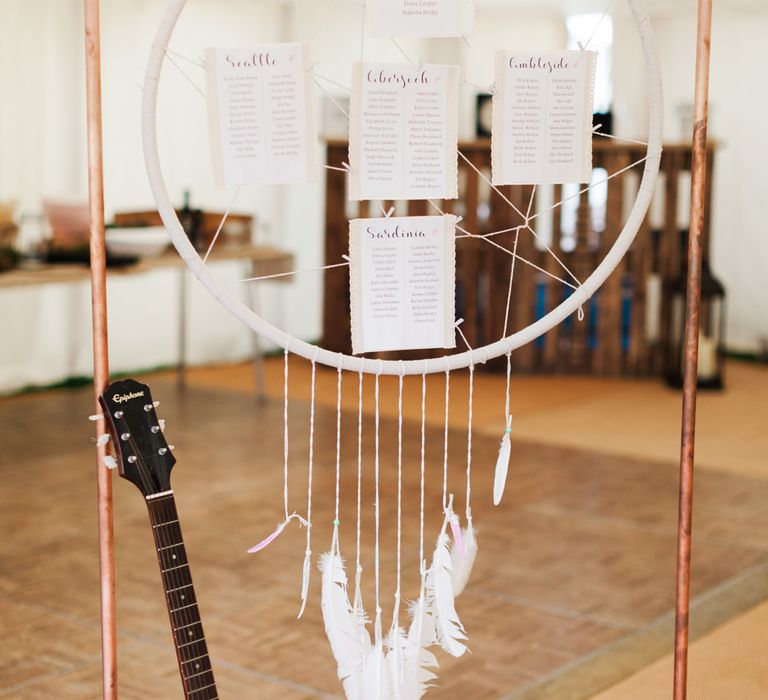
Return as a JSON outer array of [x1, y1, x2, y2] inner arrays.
[[167, 445, 175, 451], [104, 455, 117, 470], [89, 413, 104, 421], [153, 401, 160, 408], [159, 419, 166, 431], [96, 434, 111, 447]]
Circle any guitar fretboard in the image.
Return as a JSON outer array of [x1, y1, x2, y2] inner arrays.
[[147, 494, 218, 700]]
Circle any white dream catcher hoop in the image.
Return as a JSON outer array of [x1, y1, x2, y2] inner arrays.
[[141, 1, 662, 697], [142, 0, 662, 377]]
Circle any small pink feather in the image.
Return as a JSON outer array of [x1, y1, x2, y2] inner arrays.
[[247, 513, 306, 554], [450, 514, 465, 560]]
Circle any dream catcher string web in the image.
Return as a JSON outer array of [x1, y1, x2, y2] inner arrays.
[[141, 0, 662, 696]]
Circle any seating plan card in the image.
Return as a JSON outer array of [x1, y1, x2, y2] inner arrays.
[[205, 43, 318, 188], [492, 50, 597, 185], [349, 215, 457, 354], [349, 63, 459, 201], [366, 0, 475, 38]]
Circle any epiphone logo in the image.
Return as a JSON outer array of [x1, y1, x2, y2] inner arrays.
[[112, 391, 145, 404]]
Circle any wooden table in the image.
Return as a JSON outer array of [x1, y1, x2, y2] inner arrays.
[[0, 244, 293, 288], [0, 244, 294, 397]]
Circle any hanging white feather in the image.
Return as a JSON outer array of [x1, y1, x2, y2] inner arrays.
[[493, 420, 513, 506], [450, 520, 478, 598], [297, 548, 312, 619], [353, 570, 372, 651], [319, 552, 369, 699], [426, 533, 468, 658], [386, 621, 437, 700], [361, 641, 390, 700], [407, 596, 436, 652]]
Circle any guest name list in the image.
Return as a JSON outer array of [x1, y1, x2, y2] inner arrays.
[[349, 63, 459, 201], [492, 50, 596, 185], [349, 215, 457, 354], [366, 0, 474, 38], [205, 43, 317, 188]]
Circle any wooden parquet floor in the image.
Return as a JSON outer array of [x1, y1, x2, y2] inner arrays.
[[1, 377, 767, 699]]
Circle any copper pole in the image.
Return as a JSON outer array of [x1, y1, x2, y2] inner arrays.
[[673, 0, 713, 697], [84, 0, 117, 697]]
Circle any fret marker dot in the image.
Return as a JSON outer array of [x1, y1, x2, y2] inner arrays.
[[188, 631, 194, 637], [172, 554, 177, 559], [195, 663, 200, 670], [181, 594, 185, 600]]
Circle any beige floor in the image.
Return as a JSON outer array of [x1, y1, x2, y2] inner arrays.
[[183, 358, 768, 699], [2, 360, 763, 698], [188, 358, 768, 480], [592, 601, 768, 699]]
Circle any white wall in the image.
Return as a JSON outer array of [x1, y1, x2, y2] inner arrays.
[[0, 0, 86, 221]]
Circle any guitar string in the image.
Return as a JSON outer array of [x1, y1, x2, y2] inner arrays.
[[132, 409, 204, 658], [130, 404, 211, 692], [151, 496, 210, 680], [156, 503, 212, 694], [155, 498, 215, 697], [149, 495, 213, 692]]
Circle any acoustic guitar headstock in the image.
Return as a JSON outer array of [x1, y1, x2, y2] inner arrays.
[[99, 379, 175, 497]]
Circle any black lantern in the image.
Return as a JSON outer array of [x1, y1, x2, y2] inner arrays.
[[665, 254, 727, 390]]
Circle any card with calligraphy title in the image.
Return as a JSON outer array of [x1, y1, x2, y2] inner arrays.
[[366, 0, 475, 38], [349, 63, 459, 201], [349, 215, 457, 355], [492, 50, 597, 186], [205, 43, 318, 188]]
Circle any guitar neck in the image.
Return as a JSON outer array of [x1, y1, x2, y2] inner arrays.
[[146, 492, 218, 700]]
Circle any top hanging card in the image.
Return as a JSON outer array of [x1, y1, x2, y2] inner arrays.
[[348, 62, 459, 201], [205, 43, 318, 188], [366, 0, 475, 38], [492, 50, 597, 186]]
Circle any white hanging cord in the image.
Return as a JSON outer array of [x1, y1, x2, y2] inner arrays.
[[504, 352, 512, 432], [529, 153, 657, 223], [334, 358, 343, 531], [307, 0, 343, 42], [427, 199, 579, 291], [390, 37, 415, 64], [163, 52, 207, 100], [311, 71, 351, 93], [582, 0, 616, 51], [458, 150, 526, 221], [593, 127, 648, 147], [283, 346, 290, 520], [500, 185, 534, 339], [466, 362, 475, 526], [297, 349, 319, 618], [373, 361, 383, 645], [355, 362, 364, 600], [442, 367, 450, 512], [420, 363, 428, 577], [312, 78, 351, 119], [247, 343, 307, 555], [525, 184, 538, 225], [163, 47, 205, 69], [323, 164, 352, 174], [455, 322, 475, 355], [202, 187, 241, 264], [455, 153, 583, 286], [240, 259, 350, 284], [500, 186, 535, 340], [393, 363, 405, 629]]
